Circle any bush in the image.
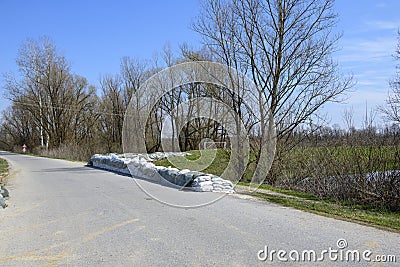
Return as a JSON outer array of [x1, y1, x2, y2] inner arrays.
[[275, 146, 400, 211]]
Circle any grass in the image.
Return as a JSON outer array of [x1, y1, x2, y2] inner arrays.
[[0, 158, 8, 175], [276, 145, 400, 179], [250, 190, 400, 232], [237, 181, 400, 232], [237, 182, 320, 200], [0, 158, 9, 184], [155, 146, 400, 181], [155, 149, 230, 175]]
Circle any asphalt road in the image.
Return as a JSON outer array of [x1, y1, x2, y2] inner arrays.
[[0, 151, 399, 266]]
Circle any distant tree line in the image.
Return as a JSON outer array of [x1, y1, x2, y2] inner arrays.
[[0, 38, 243, 158]]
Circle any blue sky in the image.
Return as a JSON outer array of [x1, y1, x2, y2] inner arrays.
[[1, 0, 399, 128]]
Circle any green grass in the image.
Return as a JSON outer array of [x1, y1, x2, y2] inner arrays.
[[155, 149, 230, 176], [238, 181, 400, 231], [237, 182, 320, 200], [155, 146, 400, 183], [251, 191, 400, 232], [0, 158, 9, 184], [0, 158, 8, 175]]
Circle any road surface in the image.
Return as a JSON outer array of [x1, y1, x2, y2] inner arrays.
[[0, 151, 398, 266]]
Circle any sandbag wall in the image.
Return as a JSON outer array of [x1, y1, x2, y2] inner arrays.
[[89, 153, 235, 193]]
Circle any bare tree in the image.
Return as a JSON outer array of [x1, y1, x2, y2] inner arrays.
[[342, 106, 354, 133], [98, 75, 124, 151], [194, 0, 353, 182], [1, 104, 37, 149], [3, 37, 97, 149], [120, 57, 148, 110], [382, 31, 400, 123], [1, 40, 93, 155], [159, 43, 182, 151]]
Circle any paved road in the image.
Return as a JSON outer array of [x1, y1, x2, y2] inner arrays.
[[0, 151, 398, 266]]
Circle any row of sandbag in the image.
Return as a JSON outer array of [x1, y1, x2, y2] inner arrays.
[[88, 153, 235, 193]]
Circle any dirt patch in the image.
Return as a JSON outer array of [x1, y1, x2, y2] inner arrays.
[[0, 174, 8, 185]]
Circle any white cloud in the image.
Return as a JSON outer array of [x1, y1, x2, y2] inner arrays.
[[375, 2, 388, 8], [324, 89, 388, 128], [337, 37, 396, 64], [356, 80, 382, 87], [349, 89, 388, 105], [339, 39, 395, 76], [333, 35, 396, 125], [365, 20, 400, 30], [354, 69, 394, 81]]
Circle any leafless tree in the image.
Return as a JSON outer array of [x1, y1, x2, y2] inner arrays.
[[1, 104, 37, 149], [120, 56, 148, 110], [4, 37, 97, 149], [194, 0, 353, 181], [159, 44, 183, 151], [342, 106, 354, 133], [382, 31, 400, 123], [98, 75, 124, 151]]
